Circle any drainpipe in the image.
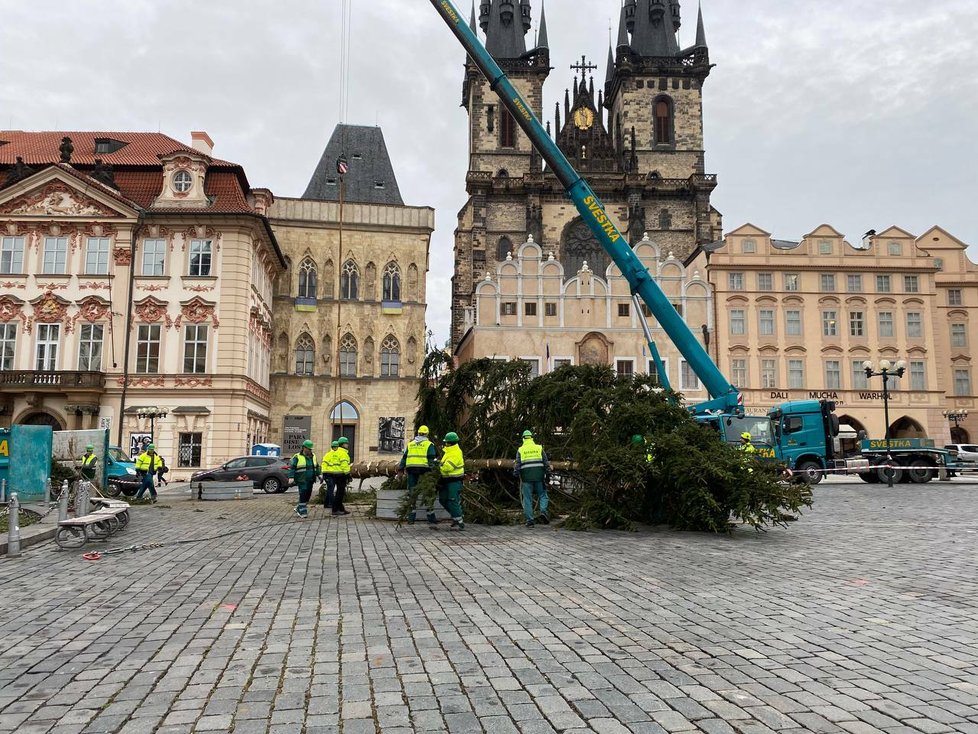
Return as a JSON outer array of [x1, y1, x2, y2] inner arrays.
[[116, 212, 144, 446]]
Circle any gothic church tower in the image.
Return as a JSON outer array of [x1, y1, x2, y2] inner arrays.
[[451, 0, 721, 346]]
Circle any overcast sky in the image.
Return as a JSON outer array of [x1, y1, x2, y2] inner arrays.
[[2, 0, 977, 346]]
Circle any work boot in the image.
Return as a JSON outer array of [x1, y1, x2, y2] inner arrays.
[[450, 519, 465, 531], [537, 513, 549, 525], [295, 504, 308, 519], [525, 520, 535, 528]]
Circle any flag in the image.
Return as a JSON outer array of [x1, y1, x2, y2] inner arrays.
[[336, 156, 349, 175]]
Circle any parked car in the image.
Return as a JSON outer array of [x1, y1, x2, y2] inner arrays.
[[945, 444, 978, 464], [106, 446, 140, 496], [191, 455, 291, 493]]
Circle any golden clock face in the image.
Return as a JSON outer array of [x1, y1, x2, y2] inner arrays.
[[573, 108, 594, 130]]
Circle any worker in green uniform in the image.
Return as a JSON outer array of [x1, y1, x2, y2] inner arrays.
[[739, 431, 756, 475], [332, 437, 351, 516], [398, 425, 438, 524], [289, 439, 319, 518], [78, 444, 98, 481], [135, 444, 163, 502], [515, 430, 550, 527], [439, 432, 465, 531]]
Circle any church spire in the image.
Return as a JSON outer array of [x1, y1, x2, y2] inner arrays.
[[470, 0, 478, 33], [629, 0, 681, 58], [616, 3, 631, 51], [481, 0, 531, 59], [537, 0, 549, 49], [694, 2, 707, 48]]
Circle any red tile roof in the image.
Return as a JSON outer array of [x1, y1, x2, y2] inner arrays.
[[0, 131, 234, 167], [0, 131, 256, 214]]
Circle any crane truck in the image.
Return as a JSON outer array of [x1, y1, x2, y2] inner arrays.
[[429, 0, 952, 485]]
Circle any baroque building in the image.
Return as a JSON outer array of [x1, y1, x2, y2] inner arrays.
[[707, 225, 978, 445], [267, 125, 433, 461], [453, 0, 721, 346], [0, 131, 283, 474]]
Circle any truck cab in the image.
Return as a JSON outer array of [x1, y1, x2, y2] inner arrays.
[[768, 400, 841, 483], [698, 413, 778, 460]]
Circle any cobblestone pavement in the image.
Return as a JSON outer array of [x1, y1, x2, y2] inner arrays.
[[0, 483, 976, 734]]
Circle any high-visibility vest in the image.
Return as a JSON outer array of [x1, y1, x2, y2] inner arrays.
[[135, 452, 161, 472], [405, 439, 432, 468], [321, 450, 342, 475], [81, 454, 97, 467], [335, 447, 351, 474], [517, 440, 544, 468], [440, 444, 464, 479], [292, 452, 318, 470]]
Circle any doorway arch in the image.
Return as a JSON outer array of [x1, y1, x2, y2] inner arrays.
[[330, 401, 360, 461], [836, 415, 867, 457], [889, 416, 925, 439], [16, 410, 65, 430], [950, 426, 970, 443]]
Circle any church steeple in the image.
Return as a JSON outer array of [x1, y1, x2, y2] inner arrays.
[[694, 2, 707, 48], [537, 0, 549, 49], [480, 0, 531, 59], [629, 0, 681, 58], [470, 0, 478, 33]]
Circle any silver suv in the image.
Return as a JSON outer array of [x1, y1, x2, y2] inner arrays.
[[945, 444, 978, 464]]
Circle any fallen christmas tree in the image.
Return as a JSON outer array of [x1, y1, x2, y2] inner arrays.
[[400, 351, 811, 533]]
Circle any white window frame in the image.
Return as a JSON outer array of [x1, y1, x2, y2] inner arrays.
[[135, 324, 162, 373], [824, 360, 841, 390], [731, 358, 748, 387], [846, 274, 863, 293], [759, 309, 775, 337], [876, 274, 891, 293], [784, 273, 800, 292], [173, 170, 193, 193], [761, 358, 777, 389], [948, 289, 963, 306], [518, 357, 540, 378], [77, 324, 104, 371], [904, 275, 919, 293], [551, 356, 573, 371], [615, 358, 635, 377], [878, 311, 894, 338], [35, 324, 60, 371], [849, 311, 864, 338], [757, 272, 773, 291], [727, 272, 744, 291], [888, 241, 902, 256], [851, 360, 869, 390], [0, 323, 16, 370], [822, 310, 838, 337], [142, 239, 166, 276], [818, 240, 832, 255], [183, 324, 209, 374], [85, 237, 111, 275], [188, 239, 213, 277], [788, 359, 805, 389], [906, 312, 923, 338], [42, 237, 68, 275], [785, 310, 802, 337], [954, 368, 971, 397], [820, 273, 836, 292], [730, 309, 746, 336], [909, 361, 926, 391], [680, 360, 701, 391], [951, 323, 967, 348], [647, 358, 668, 387], [0, 236, 25, 274]]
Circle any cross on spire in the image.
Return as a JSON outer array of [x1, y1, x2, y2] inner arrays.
[[570, 56, 598, 76]]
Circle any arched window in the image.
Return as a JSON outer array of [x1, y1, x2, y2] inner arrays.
[[383, 262, 401, 302], [339, 333, 357, 377], [340, 260, 360, 300], [294, 334, 314, 376], [500, 108, 517, 148], [297, 257, 317, 299], [497, 237, 513, 261], [381, 335, 400, 378], [654, 96, 673, 145]]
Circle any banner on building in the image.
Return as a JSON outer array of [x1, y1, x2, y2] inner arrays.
[[283, 416, 313, 456], [129, 433, 152, 459], [378, 417, 405, 454]]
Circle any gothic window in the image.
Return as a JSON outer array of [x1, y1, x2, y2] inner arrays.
[[383, 262, 401, 302], [294, 334, 314, 376], [497, 237, 513, 260], [323, 258, 335, 298], [653, 96, 674, 146], [500, 108, 517, 148], [381, 335, 400, 378], [407, 264, 420, 301], [340, 260, 360, 300], [659, 209, 672, 230], [561, 218, 610, 278], [339, 334, 357, 377], [297, 257, 317, 299]]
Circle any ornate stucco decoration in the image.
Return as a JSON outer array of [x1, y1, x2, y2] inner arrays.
[[0, 182, 118, 217], [133, 296, 172, 328]]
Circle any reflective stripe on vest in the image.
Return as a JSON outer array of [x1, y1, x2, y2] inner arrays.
[[335, 448, 351, 473], [293, 452, 317, 470], [440, 445, 464, 478], [518, 440, 544, 467], [82, 454, 96, 466], [405, 440, 431, 468]]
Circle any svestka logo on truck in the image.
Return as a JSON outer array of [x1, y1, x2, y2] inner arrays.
[[583, 195, 621, 244]]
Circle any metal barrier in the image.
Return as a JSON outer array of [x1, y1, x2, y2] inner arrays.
[[0, 478, 6, 503], [6, 493, 20, 558]]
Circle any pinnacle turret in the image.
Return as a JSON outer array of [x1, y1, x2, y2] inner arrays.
[[537, 0, 549, 49], [480, 0, 531, 59], [694, 2, 707, 48]]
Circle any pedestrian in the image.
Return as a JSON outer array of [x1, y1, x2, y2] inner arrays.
[[439, 432, 465, 531], [134, 443, 164, 503], [631, 434, 654, 464], [398, 425, 438, 524], [515, 430, 550, 527], [332, 437, 351, 516], [289, 439, 319, 518], [319, 440, 340, 507], [78, 444, 98, 481], [155, 454, 169, 486]]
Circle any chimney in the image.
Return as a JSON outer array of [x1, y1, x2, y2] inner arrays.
[[191, 131, 214, 156]]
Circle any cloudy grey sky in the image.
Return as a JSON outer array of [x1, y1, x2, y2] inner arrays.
[[2, 0, 976, 345]]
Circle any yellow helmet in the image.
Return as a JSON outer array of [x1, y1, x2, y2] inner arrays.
[[740, 432, 752, 441], [418, 425, 430, 435]]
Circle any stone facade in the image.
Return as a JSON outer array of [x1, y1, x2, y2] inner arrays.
[[0, 131, 283, 477], [456, 234, 712, 400], [708, 224, 978, 444], [266, 197, 434, 462]]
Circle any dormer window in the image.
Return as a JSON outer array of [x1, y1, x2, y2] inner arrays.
[[374, 182, 385, 189], [173, 170, 193, 193]]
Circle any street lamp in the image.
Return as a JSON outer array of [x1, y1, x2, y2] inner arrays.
[[943, 409, 969, 442], [135, 406, 168, 444], [863, 359, 906, 487]]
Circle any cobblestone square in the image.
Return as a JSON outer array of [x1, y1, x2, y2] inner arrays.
[[1, 482, 976, 733]]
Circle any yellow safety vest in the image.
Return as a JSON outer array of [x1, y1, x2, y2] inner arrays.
[[440, 444, 464, 479], [320, 450, 342, 475], [405, 439, 432, 468], [135, 452, 162, 472], [292, 452, 318, 470], [81, 454, 96, 466], [517, 440, 544, 467], [335, 447, 351, 474]]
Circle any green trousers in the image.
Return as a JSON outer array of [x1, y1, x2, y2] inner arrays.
[[438, 479, 463, 519]]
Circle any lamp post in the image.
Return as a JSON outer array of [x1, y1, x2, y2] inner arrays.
[[135, 406, 168, 445], [863, 359, 906, 487], [943, 409, 969, 443]]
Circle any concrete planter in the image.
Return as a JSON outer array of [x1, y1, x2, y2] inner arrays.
[[376, 489, 450, 521], [196, 481, 254, 501]]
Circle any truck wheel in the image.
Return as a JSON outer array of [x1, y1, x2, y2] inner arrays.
[[877, 465, 903, 484], [859, 471, 879, 483], [796, 461, 823, 485], [907, 459, 933, 484], [104, 481, 122, 498]]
